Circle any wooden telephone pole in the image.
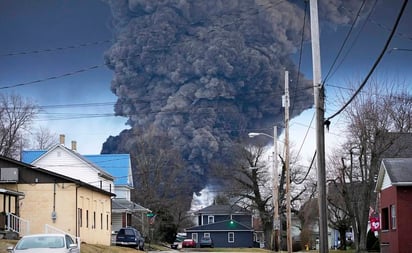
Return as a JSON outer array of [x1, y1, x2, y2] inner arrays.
[[284, 70, 292, 253], [310, 0, 329, 252]]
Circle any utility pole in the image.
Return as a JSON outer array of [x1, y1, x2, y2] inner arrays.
[[283, 70, 292, 253], [273, 125, 280, 252], [310, 0, 328, 252]]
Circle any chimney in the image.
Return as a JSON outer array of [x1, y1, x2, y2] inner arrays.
[[71, 141, 77, 151], [59, 134, 65, 145]]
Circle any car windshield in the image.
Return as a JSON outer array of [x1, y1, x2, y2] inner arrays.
[[15, 236, 65, 249], [124, 229, 135, 236]]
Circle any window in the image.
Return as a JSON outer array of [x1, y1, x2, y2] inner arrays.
[[391, 205, 396, 229], [86, 210, 89, 228], [106, 214, 109, 230], [228, 232, 234, 243], [203, 233, 210, 238], [381, 207, 389, 230], [78, 208, 82, 227], [100, 213, 103, 230], [192, 233, 198, 242], [93, 212, 96, 229], [65, 235, 74, 249], [208, 215, 214, 224]]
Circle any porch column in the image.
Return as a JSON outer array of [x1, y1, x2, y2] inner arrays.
[[14, 196, 19, 216]]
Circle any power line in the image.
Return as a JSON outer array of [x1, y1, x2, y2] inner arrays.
[[339, 1, 412, 42], [322, 0, 368, 85], [291, 0, 309, 116], [326, 0, 409, 122], [38, 102, 116, 109], [0, 64, 104, 90], [293, 111, 315, 163], [324, 0, 378, 86], [0, 39, 113, 57]]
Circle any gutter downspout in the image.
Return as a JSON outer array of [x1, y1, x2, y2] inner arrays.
[[76, 184, 80, 239]]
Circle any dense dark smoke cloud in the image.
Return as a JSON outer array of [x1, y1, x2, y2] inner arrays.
[[101, 0, 367, 191]]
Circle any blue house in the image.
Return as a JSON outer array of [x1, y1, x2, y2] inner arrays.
[[185, 204, 254, 248]]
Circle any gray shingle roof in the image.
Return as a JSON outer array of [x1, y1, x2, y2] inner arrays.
[[194, 204, 251, 215], [382, 158, 412, 185], [185, 219, 253, 232], [112, 198, 150, 213]]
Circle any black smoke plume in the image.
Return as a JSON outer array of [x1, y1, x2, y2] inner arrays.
[[101, 0, 367, 194]]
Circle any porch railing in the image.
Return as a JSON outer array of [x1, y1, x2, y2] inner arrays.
[[6, 213, 30, 237], [44, 224, 81, 250]]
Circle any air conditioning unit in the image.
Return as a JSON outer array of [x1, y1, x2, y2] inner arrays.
[[0, 167, 18, 182]]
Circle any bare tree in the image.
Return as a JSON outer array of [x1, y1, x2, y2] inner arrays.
[[215, 140, 308, 250], [0, 93, 38, 158], [30, 126, 59, 149], [129, 127, 193, 242], [331, 82, 411, 252], [215, 143, 274, 247]]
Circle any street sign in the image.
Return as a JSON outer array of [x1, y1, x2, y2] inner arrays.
[[146, 213, 155, 217]]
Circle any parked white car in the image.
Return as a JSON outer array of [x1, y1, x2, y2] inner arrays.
[[7, 233, 80, 253]]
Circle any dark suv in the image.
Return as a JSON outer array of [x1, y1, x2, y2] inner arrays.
[[115, 227, 144, 250]]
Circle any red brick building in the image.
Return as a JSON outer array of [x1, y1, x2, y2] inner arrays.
[[376, 158, 412, 253]]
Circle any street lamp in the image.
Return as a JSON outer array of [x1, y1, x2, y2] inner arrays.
[[248, 126, 282, 252]]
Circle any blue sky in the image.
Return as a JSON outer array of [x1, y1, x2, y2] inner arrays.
[[0, 0, 128, 153], [0, 0, 411, 155]]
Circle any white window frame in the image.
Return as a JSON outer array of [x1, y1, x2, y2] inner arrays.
[[208, 215, 214, 224], [391, 204, 396, 229], [192, 233, 198, 242], [203, 233, 210, 238], [228, 232, 234, 243]]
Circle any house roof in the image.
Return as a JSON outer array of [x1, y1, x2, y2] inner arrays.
[[21, 146, 134, 184], [382, 158, 412, 184], [185, 219, 253, 232], [84, 154, 132, 186], [194, 204, 251, 215], [22, 145, 114, 180], [0, 155, 115, 197], [376, 158, 412, 191], [112, 198, 150, 213], [21, 150, 46, 164], [0, 188, 25, 196]]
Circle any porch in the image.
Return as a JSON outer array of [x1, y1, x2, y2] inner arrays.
[[0, 188, 29, 239]]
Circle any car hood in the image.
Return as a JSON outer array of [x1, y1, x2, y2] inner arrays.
[[14, 248, 72, 253]]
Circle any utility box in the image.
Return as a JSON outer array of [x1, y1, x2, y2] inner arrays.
[[0, 167, 18, 182]]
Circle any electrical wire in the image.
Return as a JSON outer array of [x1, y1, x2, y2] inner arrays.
[[340, 2, 412, 42], [293, 111, 315, 164], [290, 0, 309, 116], [0, 39, 113, 57], [294, 151, 316, 185], [0, 64, 104, 90], [324, 0, 378, 86], [322, 0, 368, 85], [326, 0, 409, 122]]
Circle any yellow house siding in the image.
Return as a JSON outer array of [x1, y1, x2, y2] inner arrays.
[[77, 186, 112, 245], [15, 183, 77, 236], [3, 182, 112, 246]]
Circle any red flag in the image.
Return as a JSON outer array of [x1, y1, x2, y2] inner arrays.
[[370, 216, 380, 232]]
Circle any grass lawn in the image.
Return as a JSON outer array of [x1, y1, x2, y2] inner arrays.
[[0, 239, 357, 253], [0, 239, 145, 253]]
